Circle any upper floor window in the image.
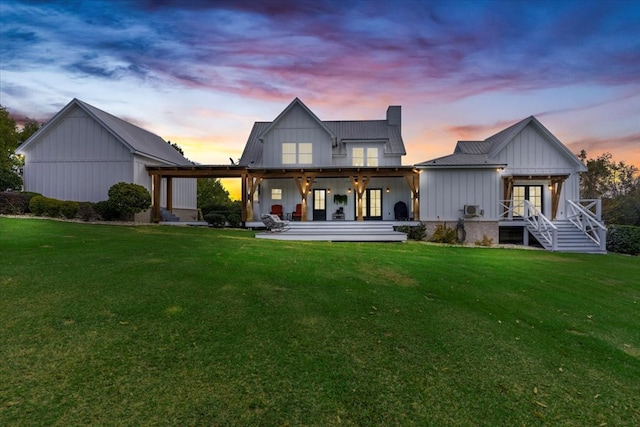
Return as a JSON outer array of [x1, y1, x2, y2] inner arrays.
[[271, 188, 282, 200], [352, 147, 378, 166], [282, 142, 313, 165]]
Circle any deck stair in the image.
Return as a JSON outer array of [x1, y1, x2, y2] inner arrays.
[[160, 208, 180, 222], [256, 221, 407, 242], [527, 220, 606, 254]]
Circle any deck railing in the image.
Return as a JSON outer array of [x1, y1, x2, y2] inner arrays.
[[498, 199, 526, 220], [566, 199, 607, 249], [523, 201, 557, 251]]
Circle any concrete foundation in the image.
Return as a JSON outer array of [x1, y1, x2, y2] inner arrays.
[[422, 220, 499, 244]]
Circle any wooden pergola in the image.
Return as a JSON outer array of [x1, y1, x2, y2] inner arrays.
[[147, 165, 420, 224]]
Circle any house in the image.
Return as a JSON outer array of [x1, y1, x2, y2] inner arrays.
[[237, 98, 419, 223], [17, 98, 197, 221], [416, 116, 606, 253]]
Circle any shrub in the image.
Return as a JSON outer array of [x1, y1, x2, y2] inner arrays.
[[606, 225, 640, 256], [475, 234, 494, 247], [227, 213, 241, 228], [0, 192, 30, 214], [21, 192, 43, 213], [60, 201, 79, 219], [94, 200, 119, 221], [78, 202, 98, 222], [430, 223, 457, 244], [204, 212, 226, 228], [107, 182, 151, 220], [29, 195, 48, 216], [43, 197, 62, 217], [395, 223, 426, 241]]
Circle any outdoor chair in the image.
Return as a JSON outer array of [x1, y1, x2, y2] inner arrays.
[[261, 214, 290, 232], [394, 201, 409, 221], [270, 204, 284, 219], [292, 203, 302, 221]]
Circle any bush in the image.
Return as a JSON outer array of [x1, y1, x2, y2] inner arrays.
[[227, 213, 241, 228], [29, 195, 48, 216], [60, 201, 79, 219], [21, 192, 43, 213], [107, 182, 151, 220], [475, 235, 494, 247], [78, 202, 98, 221], [204, 212, 226, 228], [0, 192, 30, 214], [430, 223, 458, 244], [395, 223, 426, 241], [94, 200, 119, 221], [606, 225, 640, 256], [28, 196, 64, 217]]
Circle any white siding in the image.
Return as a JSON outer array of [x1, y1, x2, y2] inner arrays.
[[134, 156, 197, 209], [420, 169, 500, 221], [261, 104, 333, 167], [22, 105, 133, 202]]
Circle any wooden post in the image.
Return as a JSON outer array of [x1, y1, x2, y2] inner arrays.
[[166, 177, 173, 212], [152, 174, 161, 223], [294, 174, 314, 221], [350, 174, 370, 221], [405, 173, 420, 221], [241, 173, 248, 222], [551, 178, 564, 220]]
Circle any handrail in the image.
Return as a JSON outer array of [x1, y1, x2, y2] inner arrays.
[[524, 201, 557, 250], [566, 200, 607, 247], [498, 199, 526, 220]]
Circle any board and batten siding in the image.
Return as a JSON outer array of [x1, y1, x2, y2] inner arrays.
[[22, 105, 133, 202], [420, 168, 500, 221], [261, 104, 333, 167]]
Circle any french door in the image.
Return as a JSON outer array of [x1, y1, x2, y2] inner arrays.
[[359, 188, 382, 220], [313, 189, 327, 221], [513, 185, 543, 217]]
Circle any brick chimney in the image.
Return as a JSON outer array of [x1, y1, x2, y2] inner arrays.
[[386, 105, 401, 128]]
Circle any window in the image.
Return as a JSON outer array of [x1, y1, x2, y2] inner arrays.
[[282, 143, 296, 164], [352, 147, 378, 166], [271, 188, 282, 200], [282, 143, 313, 164]]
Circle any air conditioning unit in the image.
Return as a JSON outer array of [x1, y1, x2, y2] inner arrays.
[[464, 205, 481, 217]]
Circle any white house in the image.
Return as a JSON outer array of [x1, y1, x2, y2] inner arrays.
[[237, 98, 419, 223], [17, 98, 197, 221], [416, 116, 606, 253]]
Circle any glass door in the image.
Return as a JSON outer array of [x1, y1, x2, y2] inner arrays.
[[313, 189, 327, 221], [513, 185, 543, 217], [360, 189, 382, 220]]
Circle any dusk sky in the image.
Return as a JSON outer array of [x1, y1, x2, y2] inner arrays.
[[2, 0, 639, 176]]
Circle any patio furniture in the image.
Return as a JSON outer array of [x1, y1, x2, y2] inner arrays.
[[394, 201, 409, 221], [270, 204, 284, 219], [261, 214, 290, 232], [292, 204, 302, 221], [332, 207, 345, 220]]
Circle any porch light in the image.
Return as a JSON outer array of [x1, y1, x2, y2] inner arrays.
[[327, 188, 331, 194], [386, 187, 390, 193], [497, 167, 504, 172], [548, 185, 553, 191], [347, 188, 352, 193]]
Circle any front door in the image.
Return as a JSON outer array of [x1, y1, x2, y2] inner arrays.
[[313, 189, 327, 221], [513, 185, 543, 217], [359, 188, 382, 220]]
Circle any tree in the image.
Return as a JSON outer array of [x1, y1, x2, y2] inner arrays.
[[0, 106, 21, 190], [197, 178, 231, 209], [578, 150, 640, 225], [18, 119, 40, 144], [167, 140, 184, 156]]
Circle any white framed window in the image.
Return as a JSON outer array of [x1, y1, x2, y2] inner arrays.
[[352, 147, 364, 166], [282, 143, 296, 164], [298, 143, 313, 164], [271, 188, 282, 200], [352, 147, 378, 166], [282, 142, 313, 164]]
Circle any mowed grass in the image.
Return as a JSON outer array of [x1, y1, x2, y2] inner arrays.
[[0, 218, 639, 426]]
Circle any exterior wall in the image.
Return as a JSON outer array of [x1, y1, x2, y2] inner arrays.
[[422, 220, 499, 244], [134, 156, 197, 210], [261, 104, 333, 167], [419, 168, 501, 221], [21, 105, 133, 202]]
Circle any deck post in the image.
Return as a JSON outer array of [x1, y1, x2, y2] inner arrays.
[[166, 177, 173, 212], [152, 174, 162, 223]]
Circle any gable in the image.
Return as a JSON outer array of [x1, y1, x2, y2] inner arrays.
[[18, 104, 131, 162], [490, 121, 587, 173]]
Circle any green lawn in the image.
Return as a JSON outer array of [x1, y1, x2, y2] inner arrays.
[[1, 217, 639, 426]]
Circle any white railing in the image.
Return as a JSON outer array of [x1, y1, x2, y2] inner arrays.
[[498, 199, 526, 220], [566, 199, 607, 249], [524, 201, 557, 251]]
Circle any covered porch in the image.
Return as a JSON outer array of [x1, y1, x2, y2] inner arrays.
[[146, 165, 420, 225]]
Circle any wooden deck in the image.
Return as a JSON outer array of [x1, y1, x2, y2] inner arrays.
[[253, 221, 416, 242]]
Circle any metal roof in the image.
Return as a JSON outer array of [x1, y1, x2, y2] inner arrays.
[[415, 153, 505, 168]]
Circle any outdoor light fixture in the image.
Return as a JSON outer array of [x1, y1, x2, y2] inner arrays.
[[327, 188, 331, 194], [347, 188, 352, 193], [386, 187, 390, 193]]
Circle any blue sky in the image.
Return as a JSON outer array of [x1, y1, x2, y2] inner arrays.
[[2, 0, 639, 173]]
